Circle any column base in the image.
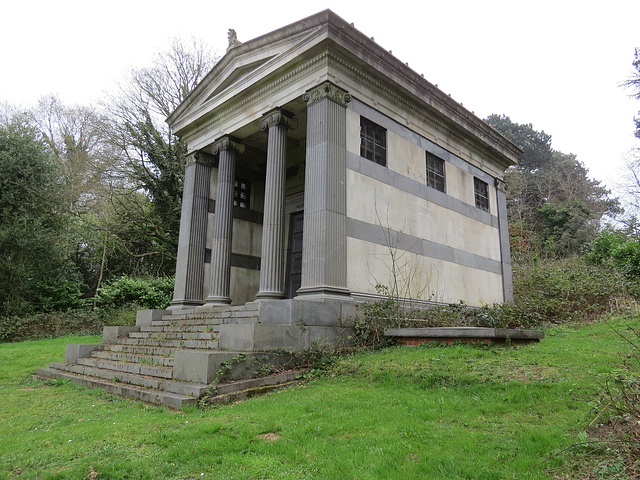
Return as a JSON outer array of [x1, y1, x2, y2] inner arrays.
[[295, 286, 352, 298], [256, 291, 286, 300], [202, 296, 232, 306], [167, 300, 204, 313]]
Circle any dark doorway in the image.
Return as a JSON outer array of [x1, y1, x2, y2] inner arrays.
[[286, 211, 304, 298]]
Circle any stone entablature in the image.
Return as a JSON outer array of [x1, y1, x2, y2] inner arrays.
[[168, 11, 518, 178]]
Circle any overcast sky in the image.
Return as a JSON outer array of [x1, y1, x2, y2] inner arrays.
[[2, 0, 639, 195]]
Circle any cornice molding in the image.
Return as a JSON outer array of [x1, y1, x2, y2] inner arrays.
[[326, 50, 514, 169], [180, 45, 515, 170]]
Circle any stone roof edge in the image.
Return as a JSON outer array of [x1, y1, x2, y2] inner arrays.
[[166, 9, 336, 127], [167, 9, 522, 165]]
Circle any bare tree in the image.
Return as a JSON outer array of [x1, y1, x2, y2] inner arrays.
[[95, 36, 219, 276], [28, 95, 119, 211]]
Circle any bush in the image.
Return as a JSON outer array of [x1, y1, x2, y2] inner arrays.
[[96, 275, 174, 310], [513, 256, 635, 324], [586, 230, 640, 280], [421, 301, 541, 330], [351, 255, 635, 349], [588, 324, 640, 475], [352, 285, 401, 349], [0, 306, 137, 343]]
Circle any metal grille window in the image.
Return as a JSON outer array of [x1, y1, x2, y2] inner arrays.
[[360, 117, 386, 166], [426, 152, 446, 192], [474, 177, 489, 212], [234, 178, 250, 209]]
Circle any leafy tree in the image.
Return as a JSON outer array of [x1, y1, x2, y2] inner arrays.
[[0, 123, 81, 315], [486, 114, 555, 171], [487, 114, 620, 256]]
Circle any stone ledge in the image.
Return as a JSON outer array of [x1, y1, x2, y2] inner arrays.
[[385, 327, 544, 346]]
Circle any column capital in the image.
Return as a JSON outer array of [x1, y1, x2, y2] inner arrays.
[[495, 177, 506, 192], [259, 108, 298, 132], [212, 135, 245, 156], [303, 81, 352, 107], [185, 150, 214, 167]]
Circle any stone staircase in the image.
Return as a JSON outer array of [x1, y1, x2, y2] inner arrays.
[[36, 304, 304, 409]]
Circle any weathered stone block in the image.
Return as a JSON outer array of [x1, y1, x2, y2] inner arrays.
[[257, 299, 293, 325], [136, 309, 169, 327], [218, 324, 255, 351], [307, 326, 354, 348], [64, 344, 102, 363], [102, 326, 140, 343], [252, 324, 308, 350], [173, 350, 229, 384]]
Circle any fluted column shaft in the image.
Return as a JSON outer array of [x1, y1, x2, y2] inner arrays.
[[495, 178, 514, 302], [206, 136, 244, 305], [298, 82, 351, 297], [257, 109, 298, 299], [168, 152, 211, 311]]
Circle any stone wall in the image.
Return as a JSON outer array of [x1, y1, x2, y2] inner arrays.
[[344, 103, 507, 307]]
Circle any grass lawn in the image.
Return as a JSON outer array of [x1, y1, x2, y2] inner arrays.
[[0, 318, 637, 479]]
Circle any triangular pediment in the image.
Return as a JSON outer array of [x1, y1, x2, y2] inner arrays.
[[167, 19, 330, 135], [204, 56, 276, 102]]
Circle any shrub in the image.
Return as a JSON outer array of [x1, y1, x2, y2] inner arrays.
[[513, 256, 635, 325], [352, 285, 400, 349], [37, 280, 87, 312], [0, 307, 137, 343], [96, 275, 174, 310], [588, 324, 640, 475], [587, 230, 640, 277], [351, 255, 634, 349]]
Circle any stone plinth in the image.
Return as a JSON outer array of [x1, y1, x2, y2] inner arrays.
[[385, 327, 544, 346]]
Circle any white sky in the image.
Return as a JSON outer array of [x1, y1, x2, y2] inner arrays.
[[2, 0, 639, 196]]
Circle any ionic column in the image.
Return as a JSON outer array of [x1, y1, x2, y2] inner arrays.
[[205, 136, 244, 305], [168, 151, 211, 311], [495, 178, 514, 302], [256, 108, 298, 299], [298, 81, 351, 297]]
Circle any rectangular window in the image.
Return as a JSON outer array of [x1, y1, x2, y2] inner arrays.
[[360, 117, 386, 166], [426, 152, 446, 192], [234, 177, 251, 209], [474, 177, 489, 212]]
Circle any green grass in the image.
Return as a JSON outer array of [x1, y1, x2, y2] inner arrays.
[[0, 319, 637, 479]]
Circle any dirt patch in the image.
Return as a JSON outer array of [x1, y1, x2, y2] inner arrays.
[[257, 432, 281, 442]]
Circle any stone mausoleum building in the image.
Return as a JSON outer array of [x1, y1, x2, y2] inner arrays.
[[168, 10, 518, 316], [39, 10, 521, 407]]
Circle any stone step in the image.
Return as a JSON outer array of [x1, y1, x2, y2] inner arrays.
[[117, 338, 219, 349], [128, 331, 218, 341], [203, 377, 302, 407], [47, 362, 168, 390], [139, 325, 219, 333], [35, 366, 305, 409], [102, 344, 177, 356], [76, 358, 173, 379], [36, 367, 200, 409], [92, 350, 174, 367], [151, 315, 258, 327], [211, 370, 304, 396], [163, 304, 259, 322]]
